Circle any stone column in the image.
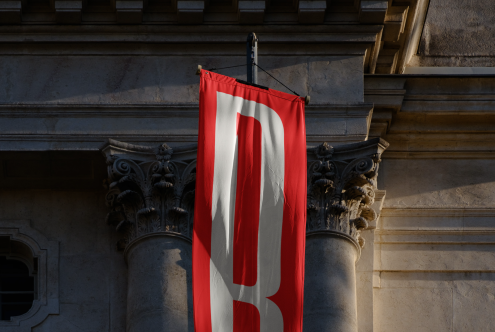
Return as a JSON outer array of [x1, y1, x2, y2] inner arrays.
[[304, 139, 388, 332], [103, 140, 197, 332], [125, 234, 192, 332]]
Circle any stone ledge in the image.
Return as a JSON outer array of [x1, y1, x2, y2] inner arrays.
[[0, 25, 383, 44], [381, 208, 495, 217], [0, 103, 375, 150]]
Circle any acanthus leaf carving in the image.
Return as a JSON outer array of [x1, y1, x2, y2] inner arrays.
[[102, 138, 387, 251], [104, 142, 196, 250], [306, 139, 387, 248]]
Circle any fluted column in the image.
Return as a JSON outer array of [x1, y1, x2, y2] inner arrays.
[[103, 140, 197, 332], [304, 139, 388, 332]]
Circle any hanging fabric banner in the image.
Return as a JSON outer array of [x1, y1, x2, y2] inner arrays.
[[193, 69, 307, 332]]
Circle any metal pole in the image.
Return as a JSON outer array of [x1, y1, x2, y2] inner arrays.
[[247, 32, 258, 84]]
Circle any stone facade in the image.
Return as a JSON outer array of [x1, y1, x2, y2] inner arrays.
[[1, 0, 495, 331]]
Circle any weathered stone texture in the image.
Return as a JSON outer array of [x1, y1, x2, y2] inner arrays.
[[409, 0, 495, 67], [419, 0, 495, 57], [380, 159, 495, 208], [126, 236, 193, 332], [375, 286, 453, 332], [374, 158, 495, 332], [376, 272, 495, 332]]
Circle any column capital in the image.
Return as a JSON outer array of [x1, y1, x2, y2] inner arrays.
[[101, 137, 388, 251], [102, 139, 197, 251], [306, 138, 388, 248]]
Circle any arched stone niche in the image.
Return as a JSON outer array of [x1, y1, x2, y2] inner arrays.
[[0, 220, 59, 332]]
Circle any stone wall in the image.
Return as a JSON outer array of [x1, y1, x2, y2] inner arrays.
[[409, 0, 495, 67], [375, 158, 495, 332], [0, 26, 377, 151], [0, 189, 127, 331], [366, 75, 495, 332]]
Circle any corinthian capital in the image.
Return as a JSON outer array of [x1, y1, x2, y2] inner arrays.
[[101, 138, 387, 251], [102, 139, 197, 250], [306, 138, 388, 248]]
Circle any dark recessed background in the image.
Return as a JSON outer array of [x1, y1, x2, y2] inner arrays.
[[0, 151, 107, 191]]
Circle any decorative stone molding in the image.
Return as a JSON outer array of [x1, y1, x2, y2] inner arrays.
[[306, 138, 388, 248], [238, 0, 265, 24], [298, 0, 327, 24], [102, 138, 387, 250], [102, 139, 197, 250], [55, 1, 82, 24], [116, 0, 144, 24], [359, 0, 388, 24], [176, 0, 205, 24], [0, 0, 21, 24]]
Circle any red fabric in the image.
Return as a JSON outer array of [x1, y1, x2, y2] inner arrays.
[[234, 114, 262, 287], [234, 300, 260, 332], [193, 69, 307, 332]]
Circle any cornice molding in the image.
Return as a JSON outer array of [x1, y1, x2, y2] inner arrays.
[[0, 24, 381, 70], [0, 0, 433, 75], [0, 25, 382, 43], [0, 103, 374, 151], [366, 75, 495, 144]]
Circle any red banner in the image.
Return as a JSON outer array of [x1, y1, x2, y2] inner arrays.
[[193, 70, 307, 332]]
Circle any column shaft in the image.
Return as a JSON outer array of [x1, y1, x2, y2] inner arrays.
[[125, 235, 193, 332], [304, 233, 359, 332]]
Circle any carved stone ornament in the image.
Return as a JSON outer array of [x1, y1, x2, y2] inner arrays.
[[101, 138, 387, 251], [102, 139, 197, 250], [306, 138, 388, 248]]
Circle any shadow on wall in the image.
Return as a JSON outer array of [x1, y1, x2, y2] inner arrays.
[[0, 54, 362, 105], [380, 159, 495, 207]]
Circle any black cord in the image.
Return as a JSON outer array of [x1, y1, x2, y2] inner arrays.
[[206, 64, 246, 71], [206, 62, 301, 97], [253, 63, 300, 96]]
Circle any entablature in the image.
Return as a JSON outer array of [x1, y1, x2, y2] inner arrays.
[[0, 0, 430, 75], [0, 103, 374, 151], [365, 74, 495, 158]]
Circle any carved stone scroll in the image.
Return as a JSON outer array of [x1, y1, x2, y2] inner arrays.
[[102, 138, 388, 251]]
